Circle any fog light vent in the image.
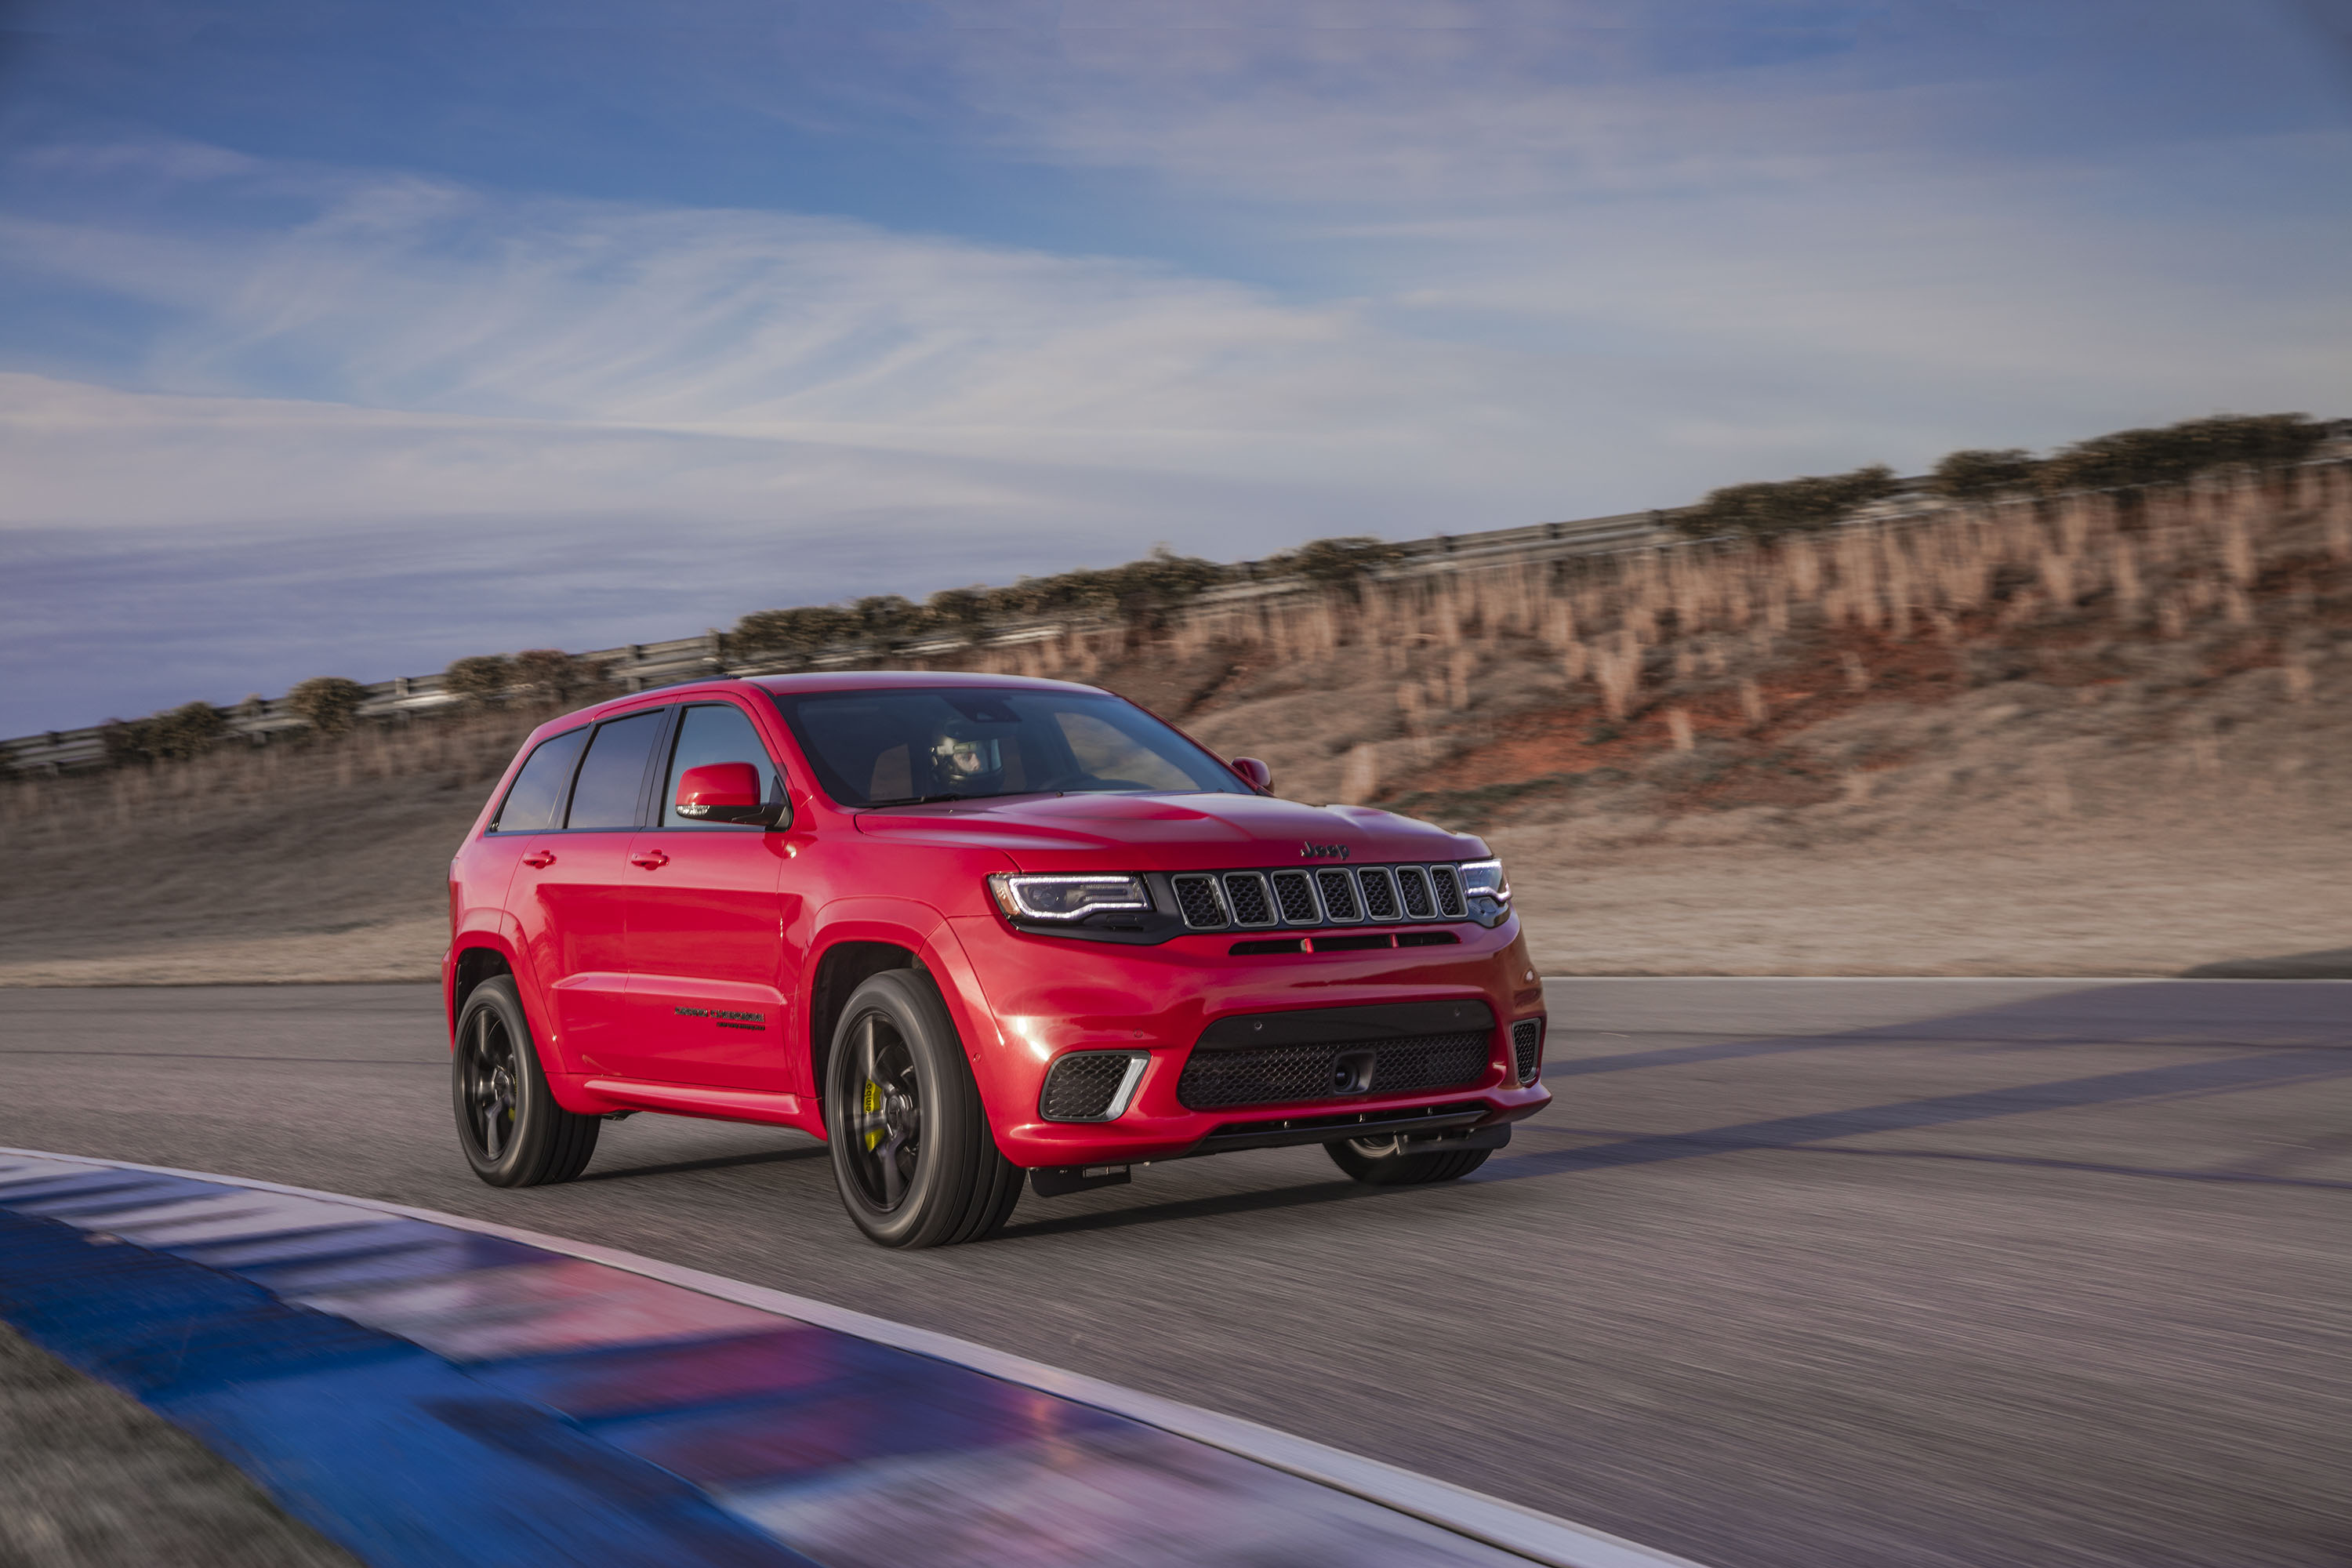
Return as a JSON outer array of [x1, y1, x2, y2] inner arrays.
[[1512, 1018, 1544, 1085], [1040, 1051, 1149, 1122]]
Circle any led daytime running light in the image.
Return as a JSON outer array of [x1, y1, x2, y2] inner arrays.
[[989, 873, 1150, 922], [1458, 858, 1510, 901]]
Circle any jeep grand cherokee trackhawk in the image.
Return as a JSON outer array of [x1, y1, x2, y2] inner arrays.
[[445, 673, 1549, 1247]]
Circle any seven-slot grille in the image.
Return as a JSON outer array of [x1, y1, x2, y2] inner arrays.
[[1176, 1029, 1490, 1109], [1170, 862, 1470, 932], [1512, 1018, 1544, 1085]]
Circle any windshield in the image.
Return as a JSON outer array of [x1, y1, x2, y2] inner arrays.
[[769, 687, 1250, 808]]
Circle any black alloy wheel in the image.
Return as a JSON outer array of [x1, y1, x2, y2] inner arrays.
[[842, 1012, 924, 1212], [1324, 1131, 1492, 1185], [823, 969, 1022, 1248], [452, 976, 599, 1187]]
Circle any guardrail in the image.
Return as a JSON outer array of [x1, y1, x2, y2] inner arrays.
[[0, 503, 1690, 776]]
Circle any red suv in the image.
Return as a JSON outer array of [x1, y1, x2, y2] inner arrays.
[[445, 673, 1548, 1247]]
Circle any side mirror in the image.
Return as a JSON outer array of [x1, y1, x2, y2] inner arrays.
[[674, 762, 782, 826], [1229, 757, 1272, 793]]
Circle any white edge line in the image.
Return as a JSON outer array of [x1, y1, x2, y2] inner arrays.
[[0, 1146, 1709, 1568]]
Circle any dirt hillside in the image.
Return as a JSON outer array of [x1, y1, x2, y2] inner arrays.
[[5, 466, 2347, 982]]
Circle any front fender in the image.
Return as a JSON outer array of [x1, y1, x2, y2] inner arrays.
[[806, 896, 1018, 1131]]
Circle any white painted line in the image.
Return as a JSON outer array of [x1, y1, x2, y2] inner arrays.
[[0, 1146, 1708, 1568]]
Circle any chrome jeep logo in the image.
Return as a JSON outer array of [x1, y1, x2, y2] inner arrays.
[[1301, 842, 1352, 860]]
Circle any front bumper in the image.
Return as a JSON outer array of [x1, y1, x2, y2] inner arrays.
[[942, 910, 1551, 1167]]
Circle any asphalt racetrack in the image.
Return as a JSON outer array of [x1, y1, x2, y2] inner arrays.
[[3, 978, 2347, 1568]]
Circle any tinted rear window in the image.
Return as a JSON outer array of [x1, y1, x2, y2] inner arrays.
[[492, 726, 588, 833], [565, 710, 666, 829]]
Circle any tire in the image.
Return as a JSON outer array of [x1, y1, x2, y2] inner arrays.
[[1324, 1133, 1492, 1186], [452, 976, 600, 1188], [824, 970, 1022, 1248]]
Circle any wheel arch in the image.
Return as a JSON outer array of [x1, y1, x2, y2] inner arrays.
[[446, 940, 519, 1040], [802, 899, 1004, 1137], [808, 940, 920, 1109]]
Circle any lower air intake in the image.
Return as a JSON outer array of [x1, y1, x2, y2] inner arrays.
[[1512, 1018, 1544, 1085], [1177, 1030, 1490, 1110], [1040, 1051, 1140, 1121]]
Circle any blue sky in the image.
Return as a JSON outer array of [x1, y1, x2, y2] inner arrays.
[[2, 2, 2348, 735]]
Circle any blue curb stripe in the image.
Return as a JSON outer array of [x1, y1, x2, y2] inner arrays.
[[0, 1205, 818, 1567], [0, 1154, 1572, 1566]]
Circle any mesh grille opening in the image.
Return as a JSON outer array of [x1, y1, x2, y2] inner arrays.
[[1396, 866, 1436, 920], [1041, 1051, 1140, 1120], [1222, 873, 1276, 927], [1177, 1029, 1489, 1110], [1358, 867, 1400, 923], [1269, 870, 1319, 924], [1315, 869, 1361, 922], [1512, 1018, 1544, 1085], [1429, 865, 1466, 919], [1172, 874, 1225, 928]]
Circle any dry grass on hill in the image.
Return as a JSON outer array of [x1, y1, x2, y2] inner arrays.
[[4, 465, 2348, 982]]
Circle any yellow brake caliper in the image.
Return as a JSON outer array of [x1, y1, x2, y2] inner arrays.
[[862, 1080, 883, 1151]]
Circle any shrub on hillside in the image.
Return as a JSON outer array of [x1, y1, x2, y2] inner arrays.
[[445, 655, 515, 705], [984, 546, 1225, 625], [1933, 448, 2040, 499], [2038, 414, 2324, 493], [734, 546, 1225, 655], [851, 597, 924, 641], [1265, 536, 1403, 594], [733, 606, 862, 657], [102, 701, 230, 764], [287, 677, 369, 735], [509, 649, 606, 704], [1675, 465, 1900, 539], [924, 587, 989, 628]]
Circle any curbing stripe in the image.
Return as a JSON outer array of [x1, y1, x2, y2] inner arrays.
[[0, 1145, 1707, 1568]]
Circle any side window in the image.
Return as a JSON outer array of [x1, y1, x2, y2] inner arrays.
[[1055, 711, 1197, 790], [564, 710, 667, 830], [491, 727, 588, 833], [662, 704, 782, 828]]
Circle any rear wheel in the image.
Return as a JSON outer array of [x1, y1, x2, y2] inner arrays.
[[1324, 1132, 1491, 1185], [453, 977, 599, 1186], [824, 970, 1021, 1248]]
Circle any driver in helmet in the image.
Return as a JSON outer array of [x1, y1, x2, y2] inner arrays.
[[927, 724, 1004, 795]]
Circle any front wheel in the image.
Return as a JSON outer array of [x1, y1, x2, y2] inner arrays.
[[452, 977, 599, 1186], [824, 970, 1022, 1248], [1325, 1133, 1491, 1185]]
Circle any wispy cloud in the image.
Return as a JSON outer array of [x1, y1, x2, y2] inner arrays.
[[2, 3, 2347, 732]]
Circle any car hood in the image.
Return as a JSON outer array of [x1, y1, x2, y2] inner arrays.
[[851, 792, 1484, 870]]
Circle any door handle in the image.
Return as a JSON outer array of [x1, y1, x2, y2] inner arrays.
[[630, 850, 670, 869], [521, 850, 556, 869]]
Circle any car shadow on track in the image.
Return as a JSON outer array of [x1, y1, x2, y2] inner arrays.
[[580, 1145, 829, 1183], [998, 1175, 1396, 1241], [1490, 979, 2352, 1186]]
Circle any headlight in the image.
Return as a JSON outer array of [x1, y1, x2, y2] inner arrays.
[[989, 873, 1150, 922], [1457, 858, 1512, 927], [1458, 858, 1509, 900]]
